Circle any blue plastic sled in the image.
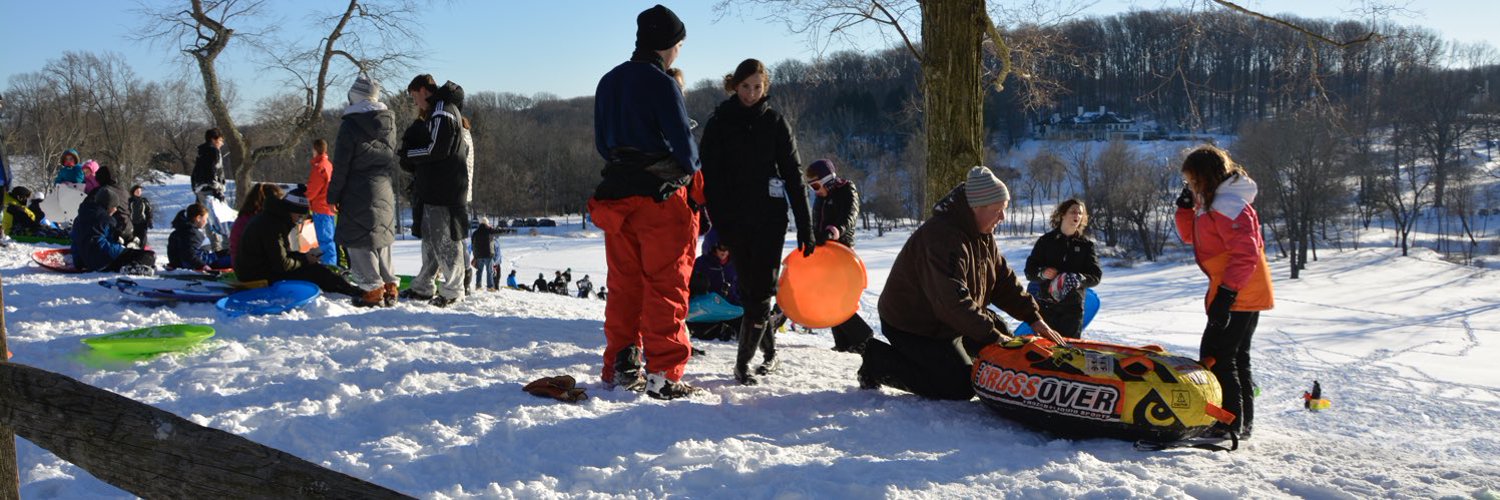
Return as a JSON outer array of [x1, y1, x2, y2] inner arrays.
[[216, 280, 321, 317], [687, 293, 744, 323], [1016, 288, 1100, 335]]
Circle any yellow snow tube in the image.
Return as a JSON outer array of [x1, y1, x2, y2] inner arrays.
[[971, 336, 1232, 441]]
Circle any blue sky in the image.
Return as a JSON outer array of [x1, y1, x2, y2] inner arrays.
[[3, 0, 1496, 118]]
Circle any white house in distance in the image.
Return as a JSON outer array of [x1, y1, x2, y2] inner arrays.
[[1036, 106, 1142, 141]]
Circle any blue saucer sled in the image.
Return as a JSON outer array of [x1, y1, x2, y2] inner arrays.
[[216, 280, 321, 317]]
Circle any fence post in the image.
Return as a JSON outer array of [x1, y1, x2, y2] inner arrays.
[[0, 272, 22, 500]]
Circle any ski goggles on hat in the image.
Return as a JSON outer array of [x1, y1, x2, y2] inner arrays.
[[806, 172, 836, 191]]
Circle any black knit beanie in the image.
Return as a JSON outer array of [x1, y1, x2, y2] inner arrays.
[[636, 5, 686, 51]]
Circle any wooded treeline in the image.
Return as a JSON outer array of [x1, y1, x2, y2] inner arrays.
[[3, 8, 1498, 270]]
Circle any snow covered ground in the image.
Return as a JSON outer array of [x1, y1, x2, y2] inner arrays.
[[2, 178, 1498, 498]]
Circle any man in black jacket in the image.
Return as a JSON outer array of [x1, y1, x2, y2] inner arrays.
[[398, 75, 471, 307]]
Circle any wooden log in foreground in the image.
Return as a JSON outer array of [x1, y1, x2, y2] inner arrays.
[[0, 362, 410, 499]]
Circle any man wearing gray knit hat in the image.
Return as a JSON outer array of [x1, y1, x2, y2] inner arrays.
[[856, 165, 1064, 400]]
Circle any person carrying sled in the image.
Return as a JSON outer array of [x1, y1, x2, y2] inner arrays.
[[167, 203, 231, 271], [858, 167, 1065, 400], [699, 58, 815, 385], [1175, 145, 1274, 440], [587, 4, 700, 399], [234, 189, 366, 300], [1023, 199, 1102, 339], [70, 188, 155, 273]]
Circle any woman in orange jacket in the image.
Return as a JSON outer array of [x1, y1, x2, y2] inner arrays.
[[1175, 145, 1274, 440]]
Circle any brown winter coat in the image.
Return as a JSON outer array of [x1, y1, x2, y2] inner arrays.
[[877, 186, 1042, 344]]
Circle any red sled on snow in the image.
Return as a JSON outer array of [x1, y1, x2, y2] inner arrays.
[[31, 248, 85, 274], [972, 337, 1234, 442]]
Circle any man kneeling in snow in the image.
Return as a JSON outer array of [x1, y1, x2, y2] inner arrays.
[[234, 189, 366, 301], [858, 167, 1066, 400]]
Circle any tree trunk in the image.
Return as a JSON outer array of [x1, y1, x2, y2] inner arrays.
[[921, 0, 987, 216], [0, 362, 410, 499]]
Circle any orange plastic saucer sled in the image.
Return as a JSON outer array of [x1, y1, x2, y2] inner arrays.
[[776, 241, 867, 328]]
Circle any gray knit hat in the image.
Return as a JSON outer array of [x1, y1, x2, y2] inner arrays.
[[348, 73, 380, 104], [965, 166, 1010, 207]]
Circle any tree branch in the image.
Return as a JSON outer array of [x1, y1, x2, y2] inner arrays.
[[1208, 0, 1383, 47]]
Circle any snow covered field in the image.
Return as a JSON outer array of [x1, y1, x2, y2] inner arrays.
[[2, 178, 1498, 498]]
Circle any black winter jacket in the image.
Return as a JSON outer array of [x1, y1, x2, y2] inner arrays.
[[399, 81, 470, 207], [234, 199, 304, 282], [811, 181, 859, 248], [167, 209, 212, 270], [129, 195, 153, 228], [699, 95, 810, 239], [191, 142, 225, 194], [1023, 229, 1102, 307]]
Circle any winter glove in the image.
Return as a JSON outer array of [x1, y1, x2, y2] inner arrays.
[[823, 226, 840, 245], [798, 228, 816, 258], [1175, 187, 1195, 210], [522, 375, 588, 403], [1027, 280, 1057, 305], [1207, 285, 1237, 330]]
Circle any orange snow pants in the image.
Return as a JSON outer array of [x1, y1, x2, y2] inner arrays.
[[589, 189, 698, 382]]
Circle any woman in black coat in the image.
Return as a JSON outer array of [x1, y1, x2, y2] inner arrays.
[[699, 58, 815, 385], [805, 159, 875, 353], [1023, 199, 1102, 339]]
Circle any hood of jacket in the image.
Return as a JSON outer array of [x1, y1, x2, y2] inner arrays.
[[343, 107, 396, 138], [931, 184, 984, 237], [432, 81, 465, 112], [1208, 174, 1258, 220], [60, 148, 81, 166]]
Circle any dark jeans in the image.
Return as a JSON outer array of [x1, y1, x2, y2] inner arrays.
[[133, 222, 150, 247], [104, 249, 156, 272], [831, 314, 874, 351], [718, 222, 786, 370], [275, 264, 364, 298], [1200, 311, 1259, 434], [1038, 300, 1084, 339], [859, 322, 976, 400]]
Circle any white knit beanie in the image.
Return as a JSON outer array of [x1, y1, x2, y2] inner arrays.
[[965, 166, 1010, 207], [347, 73, 380, 104]]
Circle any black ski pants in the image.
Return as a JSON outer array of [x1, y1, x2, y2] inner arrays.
[[275, 264, 364, 298], [717, 221, 786, 370], [860, 322, 976, 400], [1200, 311, 1258, 434]]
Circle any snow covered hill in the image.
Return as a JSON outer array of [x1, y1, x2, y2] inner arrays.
[[1, 179, 1497, 498]]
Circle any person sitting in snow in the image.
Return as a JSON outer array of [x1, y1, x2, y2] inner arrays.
[[687, 230, 740, 341], [234, 188, 366, 301], [69, 187, 155, 273], [230, 183, 283, 268], [506, 269, 518, 289], [857, 167, 1065, 400], [532, 273, 549, 293], [3, 187, 67, 239], [167, 203, 232, 271]]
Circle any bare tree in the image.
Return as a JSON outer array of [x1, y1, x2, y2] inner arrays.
[[1238, 107, 1350, 278], [137, 0, 421, 201]]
